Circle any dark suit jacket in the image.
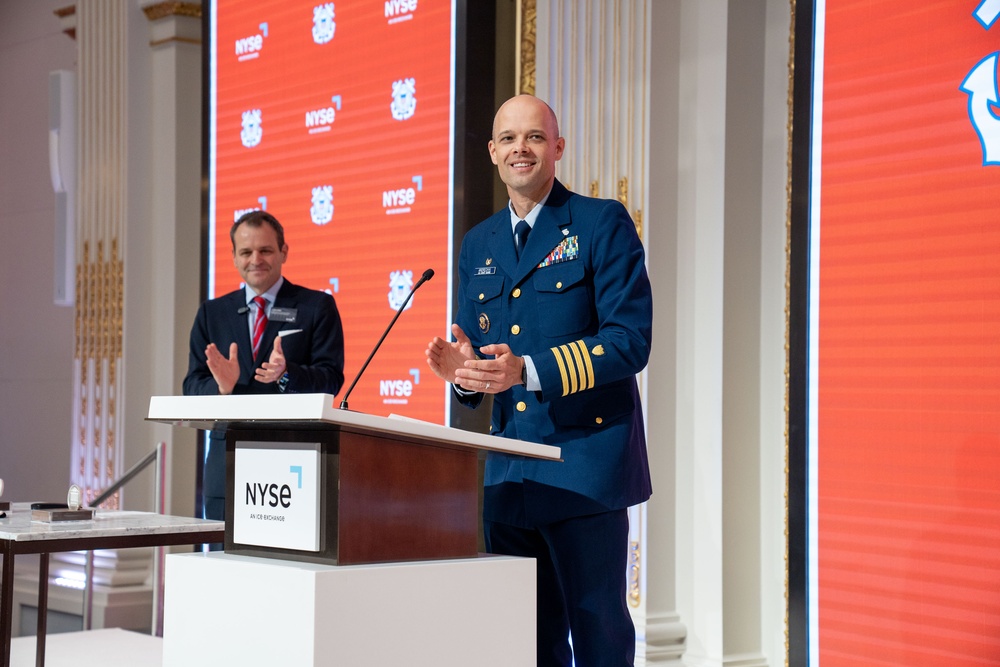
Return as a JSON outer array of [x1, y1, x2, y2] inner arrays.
[[183, 278, 345, 500], [455, 180, 653, 526], [183, 278, 345, 397]]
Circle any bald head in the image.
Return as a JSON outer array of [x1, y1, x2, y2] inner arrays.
[[492, 94, 560, 140], [488, 95, 565, 214]]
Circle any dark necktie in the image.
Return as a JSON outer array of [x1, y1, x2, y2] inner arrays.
[[514, 219, 531, 259], [251, 295, 268, 360]]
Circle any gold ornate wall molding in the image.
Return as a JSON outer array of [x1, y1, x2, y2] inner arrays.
[[517, 0, 537, 95], [142, 0, 203, 47], [784, 2, 797, 664], [75, 240, 124, 505], [71, 0, 129, 508], [141, 1, 202, 22]]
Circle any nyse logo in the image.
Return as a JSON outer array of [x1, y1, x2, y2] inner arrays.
[[380, 369, 420, 405], [236, 23, 268, 61], [383, 187, 415, 214], [245, 481, 292, 509], [305, 106, 336, 133], [383, 175, 421, 214], [380, 379, 412, 405], [380, 379, 413, 397], [235, 33, 263, 60], [385, 0, 417, 24]]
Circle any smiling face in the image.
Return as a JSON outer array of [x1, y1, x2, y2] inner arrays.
[[488, 95, 565, 212], [232, 221, 287, 294]]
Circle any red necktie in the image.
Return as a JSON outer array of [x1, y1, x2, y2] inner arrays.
[[251, 295, 268, 360]]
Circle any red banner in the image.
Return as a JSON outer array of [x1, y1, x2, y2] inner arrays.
[[816, 1, 1000, 664], [210, 0, 453, 421]]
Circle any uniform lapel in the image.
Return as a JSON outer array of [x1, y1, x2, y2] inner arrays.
[[486, 212, 519, 277], [512, 181, 573, 284]]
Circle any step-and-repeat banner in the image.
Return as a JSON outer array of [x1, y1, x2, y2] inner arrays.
[[809, 1, 1000, 664], [208, 0, 454, 421]]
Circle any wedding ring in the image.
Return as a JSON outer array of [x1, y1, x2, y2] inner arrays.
[[485, 381, 491, 390]]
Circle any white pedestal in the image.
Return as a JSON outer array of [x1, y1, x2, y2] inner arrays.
[[162, 552, 536, 667]]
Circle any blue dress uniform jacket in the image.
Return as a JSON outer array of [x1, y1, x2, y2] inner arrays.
[[456, 180, 653, 527], [183, 279, 345, 511]]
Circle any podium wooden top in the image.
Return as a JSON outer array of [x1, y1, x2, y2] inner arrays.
[[147, 394, 561, 461]]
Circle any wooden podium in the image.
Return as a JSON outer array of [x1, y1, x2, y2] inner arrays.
[[147, 394, 560, 565]]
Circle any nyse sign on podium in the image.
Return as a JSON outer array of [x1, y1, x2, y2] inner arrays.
[[233, 443, 322, 552]]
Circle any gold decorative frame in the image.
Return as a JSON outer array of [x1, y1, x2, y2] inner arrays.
[[517, 0, 537, 95], [784, 1, 797, 664], [142, 1, 202, 21]]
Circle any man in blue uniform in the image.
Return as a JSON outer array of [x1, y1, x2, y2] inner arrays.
[[184, 211, 345, 521], [426, 95, 652, 666]]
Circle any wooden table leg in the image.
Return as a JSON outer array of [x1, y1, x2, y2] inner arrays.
[[35, 554, 49, 667], [1, 544, 15, 667]]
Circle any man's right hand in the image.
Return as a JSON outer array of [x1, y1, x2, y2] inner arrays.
[[425, 323, 477, 386], [205, 342, 240, 395]]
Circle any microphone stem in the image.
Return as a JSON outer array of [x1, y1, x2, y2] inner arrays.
[[339, 276, 428, 410]]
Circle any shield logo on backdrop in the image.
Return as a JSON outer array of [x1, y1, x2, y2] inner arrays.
[[388, 270, 415, 311], [312, 3, 336, 45], [310, 185, 334, 225], [390, 78, 417, 121], [240, 109, 262, 148]]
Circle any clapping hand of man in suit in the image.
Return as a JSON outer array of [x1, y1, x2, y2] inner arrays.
[[204, 336, 288, 395], [255, 336, 286, 384], [205, 342, 240, 395]]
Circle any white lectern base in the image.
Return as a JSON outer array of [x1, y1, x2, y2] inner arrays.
[[162, 552, 536, 667]]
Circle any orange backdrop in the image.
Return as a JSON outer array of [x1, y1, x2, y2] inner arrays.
[[817, 1, 1000, 664], [209, 0, 453, 421]]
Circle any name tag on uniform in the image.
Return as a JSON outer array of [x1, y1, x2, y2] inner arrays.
[[270, 307, 297, 323], [475, 267, 496, 275]]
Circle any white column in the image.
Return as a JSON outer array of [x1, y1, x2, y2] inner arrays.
[[721, 0, 768, 664], [119, 0, 204, 515], [644, 1, 688, 664], [671, 1, 729, 664]]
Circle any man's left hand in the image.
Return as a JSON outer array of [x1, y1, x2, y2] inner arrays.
[[455, 343, 525, 394], [256, 336, 287, 384]]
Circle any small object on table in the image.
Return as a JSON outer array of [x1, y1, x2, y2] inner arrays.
[[31, 486, 94, 522]]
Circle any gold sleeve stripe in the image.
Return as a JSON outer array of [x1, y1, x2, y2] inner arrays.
[[553, 345, 570, 396], [568, 342, 586, 394], [561, 345, 580, 394], [551, 340, 595, 397], [571, 340, 595, 390]]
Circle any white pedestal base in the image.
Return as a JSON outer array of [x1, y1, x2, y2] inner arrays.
[[163, 552, 535, 667]]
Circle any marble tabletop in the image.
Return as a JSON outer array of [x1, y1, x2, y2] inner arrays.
[[0, 504, 223, 543]]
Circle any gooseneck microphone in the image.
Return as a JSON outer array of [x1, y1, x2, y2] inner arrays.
[[339, 268, 434, 410]]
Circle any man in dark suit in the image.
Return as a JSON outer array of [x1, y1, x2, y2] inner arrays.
[[183, 210, 345, 521], [426, 95, 652, 666]]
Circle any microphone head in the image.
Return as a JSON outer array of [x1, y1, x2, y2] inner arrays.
[[421, 268, 434, 281], [237, 306, 250, 315]]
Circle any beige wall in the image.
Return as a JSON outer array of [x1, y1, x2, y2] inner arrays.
[[0, 0, 77, 503]]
